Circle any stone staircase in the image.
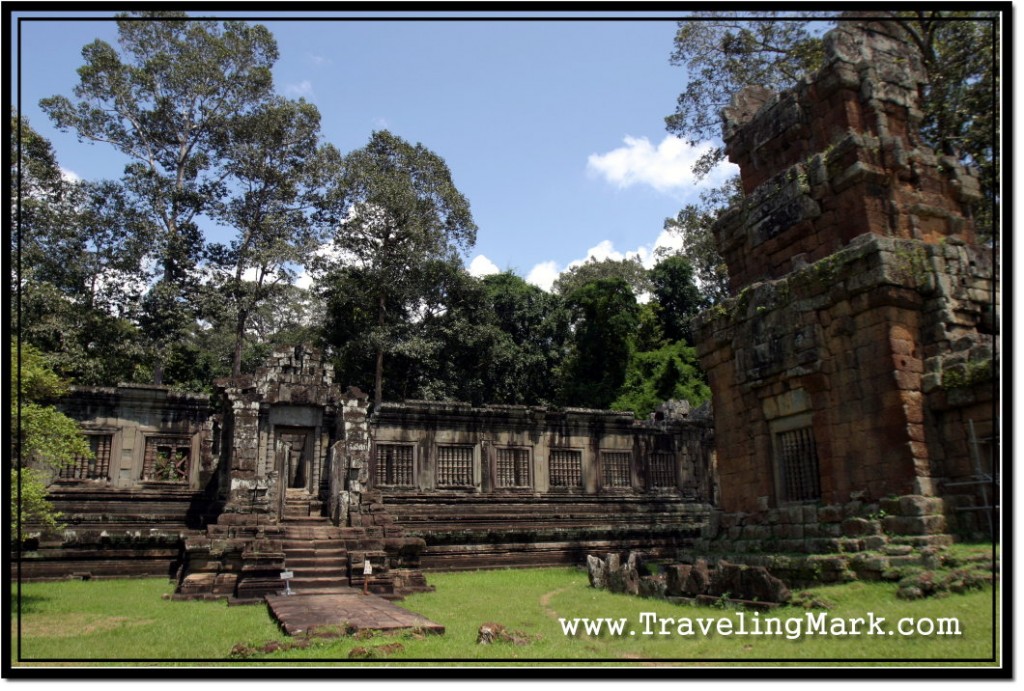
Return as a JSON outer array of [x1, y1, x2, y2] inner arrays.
[[281, 524, 349, 594], [280, 489, 396, 598], [177, 488, 431, 602], [283, 488, 323, 520]]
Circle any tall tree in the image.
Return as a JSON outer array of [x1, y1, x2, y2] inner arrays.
[[556, 277, 639, 410], [665, 12, 830, 178], [206, 97, 340, 376], [553, 256, 651, 297], [660, 176, 742, 304], [649, 254, 706, 345], [319, 130, 477, 409], [478, 272, 568, 404], [611, 340, 710, 419], [40, 12, 279, 383]]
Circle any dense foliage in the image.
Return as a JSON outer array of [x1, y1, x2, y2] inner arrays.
[[10, 344, 92, 538]]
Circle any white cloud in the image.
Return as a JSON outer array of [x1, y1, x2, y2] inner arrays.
[[60, 167, 80, 184], [307, 52, 331, 66], [468, 254, 500, 277], [525, 261, 560, 292], [285, 80, 314, 98], [587, 135, 737, 197]]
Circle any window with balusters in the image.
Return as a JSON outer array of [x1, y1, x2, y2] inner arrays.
[[374, 443, 415, 487], [496, 447, 531, 489], [436, 445, 474, 487], [601, 451, 631, 489], [548, 449, 582, 488]]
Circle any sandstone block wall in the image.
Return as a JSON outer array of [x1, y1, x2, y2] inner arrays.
[[717, 20, 981, 295], [696, 19, 997, 538], [370, 400, 715, 568]]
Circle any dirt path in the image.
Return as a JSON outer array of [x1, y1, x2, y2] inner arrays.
[[538, 586, 572, 620], [538, 585, 678, 666]]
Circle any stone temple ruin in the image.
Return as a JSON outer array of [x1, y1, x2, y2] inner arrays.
[[693, 18, 997, 553], [15, 20, 997, 603], [22, 347, 713, 600]]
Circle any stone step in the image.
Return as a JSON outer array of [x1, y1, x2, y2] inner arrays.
[[282, 515, 330, 525], [288, 568, 348, 581], [280, 532, 344, 544], [288, 576, 349, 591], [280, 537, 345, 549], [286, 556, 348, 570], [282, 500, 324, 517], [281, 548, 348, 562]]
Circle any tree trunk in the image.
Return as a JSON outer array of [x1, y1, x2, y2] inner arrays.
[[374, 293, 386, 411], [374, 347, 384, 412], [232, 309, 248, 378]]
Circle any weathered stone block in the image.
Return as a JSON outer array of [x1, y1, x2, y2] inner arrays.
[[842, 517, 879, 537]]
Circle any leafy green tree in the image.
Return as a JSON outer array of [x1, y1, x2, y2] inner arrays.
[[207, 97, 340, 376], [665, 12, 830, 178], [11, 344, 92, 539], [402, 270, 569, 406], [478, 272, 568, 404], [896, 13, 998, 241], [12, 111, 151, 384], [392, 261, 498, 404], [40, 12, 280, 383], [661, 177, 742, 304], [557, 278, 639, 409], [319, 130, 477, 409], [649, 254, 706, 345], [611, 341, 711, 419], [320, 264, 384, 396]]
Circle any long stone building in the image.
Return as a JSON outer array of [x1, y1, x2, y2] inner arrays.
[[19, 348, 713, 599]]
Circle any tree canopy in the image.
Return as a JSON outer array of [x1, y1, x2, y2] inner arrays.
[[12, 111, 151, 384], [317, 129, 477, 409], [206, 97, 340, 376], [40, 12, 280, 382]]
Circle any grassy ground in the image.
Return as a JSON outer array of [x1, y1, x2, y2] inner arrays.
[[10, 550, 1000, 669]]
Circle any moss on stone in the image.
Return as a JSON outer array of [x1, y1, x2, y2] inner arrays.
[[940, 358, 993, 389]]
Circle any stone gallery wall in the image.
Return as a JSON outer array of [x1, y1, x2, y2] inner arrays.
[[371, 401, 714, 568], [18, 359, 715, 579], [695, 19, 997, 543], [18, 385, 217, 579]]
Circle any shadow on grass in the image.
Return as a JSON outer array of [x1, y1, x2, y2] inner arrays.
[[10, 592, 48, 615]]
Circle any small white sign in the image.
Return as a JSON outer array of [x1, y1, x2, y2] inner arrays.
[[280, 571, 294, 579]]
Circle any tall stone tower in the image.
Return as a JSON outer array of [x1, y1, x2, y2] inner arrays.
[[695, 19, 997, 540]]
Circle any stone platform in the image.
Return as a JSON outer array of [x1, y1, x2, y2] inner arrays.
[[265, 590, 444, 637]]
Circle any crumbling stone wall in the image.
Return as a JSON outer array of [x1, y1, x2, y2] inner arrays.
[[695, 19, 996, 544], [17, 386, 217, 580], [51, 384, 216, 491], [716, 20, 981, 293]]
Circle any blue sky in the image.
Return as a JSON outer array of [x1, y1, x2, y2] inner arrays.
[[12, 11, 738, 291]]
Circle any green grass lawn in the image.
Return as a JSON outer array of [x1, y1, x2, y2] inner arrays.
[[10, 562, 1000, 669]]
